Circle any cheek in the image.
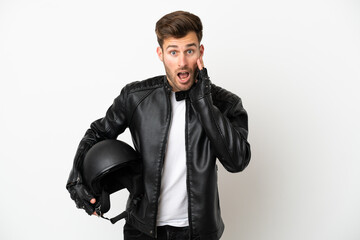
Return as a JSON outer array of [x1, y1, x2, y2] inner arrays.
[[190, 54, 199, 65], [163, 58, 176, 69], [190, 58, 199, 70]]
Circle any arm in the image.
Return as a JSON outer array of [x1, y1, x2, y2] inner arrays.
[[66, 87, 129, 213], [189, 60, 251, 172]]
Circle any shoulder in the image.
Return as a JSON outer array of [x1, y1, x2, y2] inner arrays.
[[114, 75, 166, 112], [123, 75, 166, 94], [211, 84, 248, 124], [211, 83, 242, 106]]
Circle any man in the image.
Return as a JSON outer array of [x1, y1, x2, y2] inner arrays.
[[67, 10, 251, 240]]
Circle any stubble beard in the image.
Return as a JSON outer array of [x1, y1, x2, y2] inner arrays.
[[164, 64, 197, 92]]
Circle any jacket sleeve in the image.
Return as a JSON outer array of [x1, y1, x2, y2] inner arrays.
[[190, 85, 251, 173], [66, 87, 129, 188]]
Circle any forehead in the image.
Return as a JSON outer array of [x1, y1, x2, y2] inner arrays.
[[163, 31, 199, 49]]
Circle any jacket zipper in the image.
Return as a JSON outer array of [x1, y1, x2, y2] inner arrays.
[[153, 87, 172, 238], [185, 99, 193, 239]]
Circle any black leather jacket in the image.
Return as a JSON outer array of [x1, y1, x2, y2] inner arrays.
[[67, 75, 251, 239]]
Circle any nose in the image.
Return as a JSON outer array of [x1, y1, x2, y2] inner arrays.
[[178, 53, 188, 68]]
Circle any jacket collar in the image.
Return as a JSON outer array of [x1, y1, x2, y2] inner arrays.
[[163, 76, 172, 93], [163, 76, 189, 101]]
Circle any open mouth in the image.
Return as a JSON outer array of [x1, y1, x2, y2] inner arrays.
[[177, 71, 190, 83]]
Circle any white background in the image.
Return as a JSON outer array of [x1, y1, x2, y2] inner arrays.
[[1, 0, 359, 239]]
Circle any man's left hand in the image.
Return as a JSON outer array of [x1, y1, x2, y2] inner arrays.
[[189, 57, 211, 102], [197, 56, 204, 70]]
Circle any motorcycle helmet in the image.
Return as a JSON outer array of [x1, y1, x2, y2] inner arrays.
[[81, 139, 143, 223]]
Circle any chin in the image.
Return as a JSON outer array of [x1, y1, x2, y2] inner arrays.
[[179, 80, 195, 91]]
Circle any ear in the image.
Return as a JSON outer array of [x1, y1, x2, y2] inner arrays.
[[200, 44, 204, 58], [156, 46, 163, 62]]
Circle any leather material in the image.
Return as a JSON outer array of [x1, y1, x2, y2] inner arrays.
[[67, 174, 98, 215], [66, 72, 251, 240], [189, 68, 211, 102]]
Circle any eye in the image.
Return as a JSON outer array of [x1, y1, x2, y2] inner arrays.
[[187, 50, 194, 54], [170, 51, 176, 56]]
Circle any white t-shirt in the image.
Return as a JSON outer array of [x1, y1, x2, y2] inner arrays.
[[156, 91, 189, 227]]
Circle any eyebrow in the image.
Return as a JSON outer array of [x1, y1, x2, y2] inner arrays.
[[166, 43, 198, 50]]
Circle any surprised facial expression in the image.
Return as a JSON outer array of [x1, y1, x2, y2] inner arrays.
[[157, 31, 204, 92]]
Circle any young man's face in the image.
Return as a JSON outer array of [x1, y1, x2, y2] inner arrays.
[[157, 31, 204, 92]]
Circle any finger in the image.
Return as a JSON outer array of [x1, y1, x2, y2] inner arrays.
[[90, 198, 96, 204], [83, 201, 96, 215], [197, 58, 204, 70], [200, 56, 204, 68], [78, 187, 94, 202]]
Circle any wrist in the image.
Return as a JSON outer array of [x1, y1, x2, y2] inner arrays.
[[189, 67, 211, 102], [199, 68, 209, 80]]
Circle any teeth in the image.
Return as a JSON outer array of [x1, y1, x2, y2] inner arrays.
[[178, 72, 189, 80]]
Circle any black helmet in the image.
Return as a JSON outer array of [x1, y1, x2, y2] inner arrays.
[[82, 139, 143, 223]]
